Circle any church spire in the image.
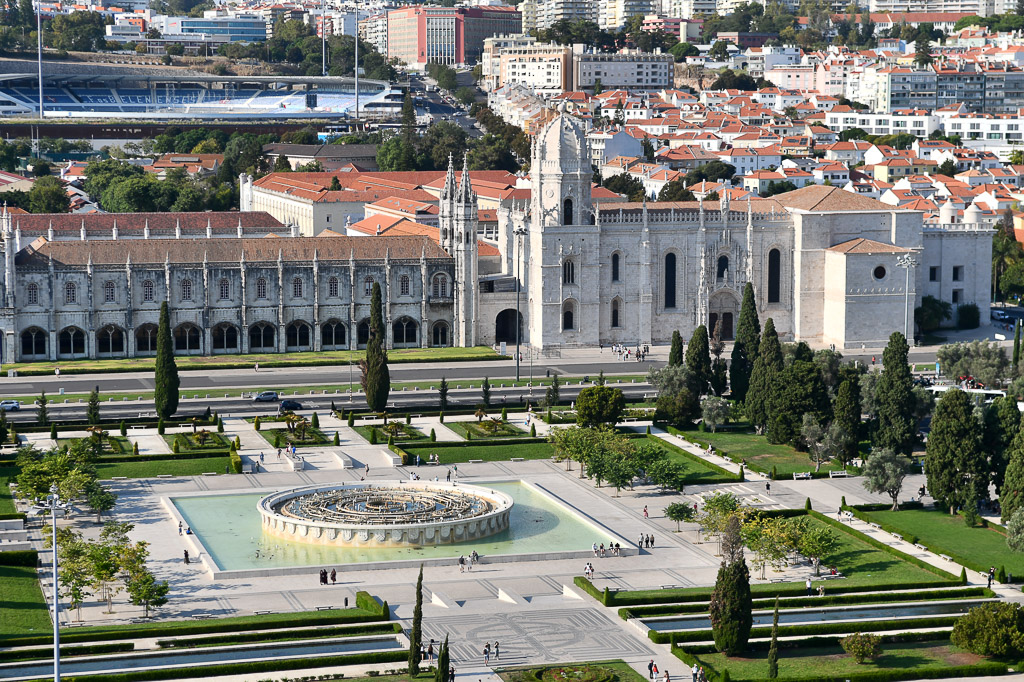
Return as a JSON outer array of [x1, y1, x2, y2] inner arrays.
[[457, 151, 472, 202], [441, 153, 457, 201]]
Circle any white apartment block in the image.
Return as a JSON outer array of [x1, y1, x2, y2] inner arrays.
[[574, 50, 674, 92], [536, 0, 596, 29], [598, 0, 656, 31], [867, 0, 998, 16], [824, 108, 941, 138], [358, 13, 388, 55], [519, 0, 538, 33]]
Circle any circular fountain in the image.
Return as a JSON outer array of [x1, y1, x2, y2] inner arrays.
[[257, 482, 514, 546]]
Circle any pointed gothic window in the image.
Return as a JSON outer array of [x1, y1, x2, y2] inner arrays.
[[142, 280, 154, 302], [400, 275, 410, 296], [27, 283, 38, 305], [664, 253, 676, 309], [219, 278, 230, 300], [104, 280, 116, 303], [768, 249, 781, 303], [563, 197, 574, 226], [563, 260, 575, 284], [611, 253, 620, 282], [181, 279, 193, 301], [65, 282, 77, 305], [328, 276, 339, 298], [256, 278, 267, 299]]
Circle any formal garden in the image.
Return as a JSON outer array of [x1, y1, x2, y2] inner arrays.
[[498, 661, 647, 682], [255, 413, 331, 448]]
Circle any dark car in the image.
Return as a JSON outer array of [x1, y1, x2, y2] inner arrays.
[[253, 391, 279, 402], [279, 400, 303, 412]]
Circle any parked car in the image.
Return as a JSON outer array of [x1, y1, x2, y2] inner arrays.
[[0, 400, 20, 411], [253, 391, 279, 402], [279, 400, 303, 412], [992, 309, 1010, 321]]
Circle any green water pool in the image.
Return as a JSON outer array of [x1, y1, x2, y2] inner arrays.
[[171, 481, 610, 569]]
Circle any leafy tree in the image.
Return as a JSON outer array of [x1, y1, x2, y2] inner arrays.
[[409, 565, 423, 674], [730, 283, 760, 402], [669, 330, 684, 367], [376, 136, 417, 171], [28, 176, 70, 214], [434, 636, 450, 682], [657, 178, 696, 202], [875, 332, 915, 455], [708, 40, 730, 60], [862, 447, 912, 510], [913, 34, 933, 67], [361, 283, 390, 413], [468, 134, 519, 173], [801, 416, 847, 471], [273, 154, 292, 172], [48, 11, 106, 51], [841, 633, 882, 664], [699, 491, 743, 548], [1015, 320, 1021, 374], [576, 386, 625, 428], [603, 173, 646, 201], [936, 340, 1008, 389], [951, 602, 1024, 659], [741, 516, 790, 580], [709, 515, 752, 655], [769, 357, 831, 446], [125, 567, 169, 618], [686, 325, 712, 398], [984, 396, 1020, 494], [832, 374, 862, 466], [794, 519, 837, 576], [86, 386, 101, 425], [401, 90, 416, 141], [481, 377, 491, 408], [36, 391, 49, 426], [701, 396, 731, 433], [49, 528, 92, 621], [664, 502, 696, 531], [767, 598, 780, 677], [419, 121, 468, 171], [1001, 440, 1024, 522], [926, 388, 986, 514], [1007, 508, 1024, 553], [669, 41, 700, 61], [747, 319, 783, 434], [915, 295, 952, 333], [154, 302, 179, 419]]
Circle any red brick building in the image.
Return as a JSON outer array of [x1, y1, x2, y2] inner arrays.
[[386, 5, 521, 66]]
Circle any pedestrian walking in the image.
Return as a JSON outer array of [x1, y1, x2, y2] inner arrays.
[[765, 481, 771, 495], [459, 555, 465, 573], [593, 542, 599, 557], [449, 665, 455, 682], [183, 549, 190, 564], [643, 505, 649, 519], [427, 640, 435, 663], [638, 534, 644, 549], [493, 641, 499, 659], [650, 534, 655, 548], [691, 665, 697, 682], [806, 578, 812, 596], [260, 452, 265, 463], [447, 469, 452, 482], [648, 661, 654, 679], [652, 663, 659, 680], [178, 521, 183, 536], [254, 362, 259, 372], [330, 568, 337, 584], [483, 643, 490, 665], [663, 671, 670, 682]]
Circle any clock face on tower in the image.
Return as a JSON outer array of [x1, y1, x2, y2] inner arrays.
[[545, 189, 555, 198]]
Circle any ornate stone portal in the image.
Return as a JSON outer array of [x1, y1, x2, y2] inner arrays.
[[257, 482, 514, 547]]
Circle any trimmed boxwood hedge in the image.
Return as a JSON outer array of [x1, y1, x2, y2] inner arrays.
[[0, 642, 134, 663], [16, 417, 217, 434], [618, 587, 993, 619], [654, 615, 962, 645], [14, 648, 408, 682], [0, 549, 38, 567], [681, 630, 952, 656], [156, 622, 403, 648]]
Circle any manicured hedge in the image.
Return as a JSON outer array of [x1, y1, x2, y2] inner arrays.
[[0, 512, 26, 521], [656, 615, 961, 645], [16, 417, 217, 434], [16, 649, 408, 682], [656, 427, 743, 482], [355, 590, 390, 618], [0, 642, 134, 663], [403, 437, 549, 450], [98, 451, 229, 464], [0, 550, 38, 567], [156, 622, 402, 648], [229, 451, 243, 474], [844, 503, 925, 544], [618, 587, 992, 619]]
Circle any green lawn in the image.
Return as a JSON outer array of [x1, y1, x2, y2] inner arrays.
[[0, 565, 50, 638], [691, 640, 988, 681], [678, 428, 843, 477], [863, 508, 1024, 576], [498, 661, 647, 682], [2, 346, 505, 377], [163, 432, 231, 453], [96, 457, 231, 478], [353, 424, 427, 443], [403, 441, 555, 464], [446, 420, 528, 439], [259, 428, 330, 449], [652, 437, 741, 484], [0, 466, 19, 515], [57, 436, 133, 455]]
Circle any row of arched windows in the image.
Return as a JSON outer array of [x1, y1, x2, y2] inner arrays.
[[662, 249, 782, 308], [18, 319, 453, 359], [36, 274, 451, 306]]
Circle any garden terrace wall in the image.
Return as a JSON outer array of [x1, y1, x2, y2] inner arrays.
[[155, 622, 403, 648], [655, 615, 962, 644]]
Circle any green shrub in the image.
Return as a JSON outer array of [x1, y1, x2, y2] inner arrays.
[[771, 465, 777, 480], [132, 442, 139, 455], [841, 632, 882, 663], [369, 429, 378, 445], [274, 431, 283, 448], [646, 424, 651, 434], [254, 416, 261, 431], [957, 303, 980, 329], [530, 424, 536, 437], [348, 413, 355, 427], [119, 421, 127, 437], [156, 623, 402, 649], [217, 417, 224, 433], [311, 413, 320, 429], [439, 412, 445, 423], [0, 550, 38, 567], [0, 642, 134, 663], [406, 414, 411, 425], [157, 418, 165, 435], [466, 430, 472, 440], [50, 424, 57, 440], [387, 434, 394, 447], [997, 566, 1007, 583], [501, 407, 507, 420], [805, 497, 812, 510], [430, 428, 436, 442], [229, 451, 242, 474], [333, 431, 340, 446], [951, 601, 1024, 658], [173, 440, 180, 454]]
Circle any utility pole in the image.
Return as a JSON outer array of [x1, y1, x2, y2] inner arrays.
[[514, 228, 527, 382], [321, 0, 326, 76], [37, 0, 44, 137], [32, 485, 67, 682], [353, 6, 359, 122]]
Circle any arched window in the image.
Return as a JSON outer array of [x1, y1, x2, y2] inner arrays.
[[142, 280, 154, 302], [563, 308, 574, 330], [256, 277, 268, 299], [181, 279, 193, 301], [717, 255, 729, 279], [219, 278, 230, 300], [664, 253, 676, 309], [328, 276, 339, 298], [249, 322, 275, 350], [768, 248, 781, 304], [393, 317, 418, 347], [322, 320, 347, 349], [611, 299, 620, 328], [363, 276, 374, 296], [611, 253, 620, 282], [432, 321, 450, 347], [563, 260, 575, 284], [97, 325, 124, 356], [292, 277, 303, 298], [357, 319, 371, 347], [400, 275, 410, 296], [563, 197, 574, 226], [432, 274, 448, 298], [286, 321, 311, 350], [173, 324, 201, 352], [26, 283, 38, 305], [20, 327, 47, 358], [65, 282, 77, 305], [104, 281, 116, 303], [212, 323, 238, 351], [58, 327, 85, 357], [135, 324, 158, 353]]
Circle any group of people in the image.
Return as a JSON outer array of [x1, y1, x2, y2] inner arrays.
[[591, 542, 622, 557], [583, 562, 596, 579], [457, 551, 480, 572], [482, 640, 499, 664], [650, 661, 707, 682], [318, 568, 337, 585], [638, 534, 655, 549], [417, 454, 442, 466]]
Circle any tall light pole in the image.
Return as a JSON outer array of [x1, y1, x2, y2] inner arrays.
[[514, 228, 527, 382], [896, 254, 918, 343], [353, 6, 359, 123], [320, 0, 326, 76], [32, 484, 68, 682], [37, 0, 44, 128]]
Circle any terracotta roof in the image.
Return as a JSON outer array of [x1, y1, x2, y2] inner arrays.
[[10, 212, 283, 234], [828, 238, 912, 254], [16, 236, 450, 266], [773, 185, 903, 213]]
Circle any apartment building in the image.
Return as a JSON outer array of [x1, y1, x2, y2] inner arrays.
[[824, 106, 941, 137], [387, 5, 521, 66], [866, 0, 998, 16], [868, 62, 1024, 114], [598, 0, 656, 31], [574, 49, 674, 92], [519, 0, 538, 33], [536, 0, 596, 29], [359, 13, 389, 55]]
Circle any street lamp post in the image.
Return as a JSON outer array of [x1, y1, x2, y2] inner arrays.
[[514, 228, 527, 383], [896, 254, 918, 343], [32, 484, 68, 682]]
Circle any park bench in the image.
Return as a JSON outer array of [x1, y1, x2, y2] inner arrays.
[[829, 470, 851, 478], [129, 425, 146, 432], [623, 417, 638, 423], [157, 474, 175, 479], [939, 554, 954, 562], [137, 412, 157, 418], [315, 606, 334, 611], [192, 614, 214, 620], [838, 511, 855, 522], [914, 544, 928, 551], [793, 472, 812, 480], [770, 578, 787, 583], [254, 610, 273, 615], [890, 533, 903, 541], [510, 457, 525, 462], [660, 584, 682, 589], [468, 459, 484, 464], [111, 476, 128, 481], [868, 522, 882, 529]]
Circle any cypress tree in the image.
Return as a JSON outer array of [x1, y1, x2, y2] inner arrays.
[[439, 376, 449, 411], [709, 515, 752, 655], [154, 301, 180, 418], [926, 388, 986, 515], [546, 374, 560, 407], [361, 283, 391, 412], [668, 330, 684, 367], [984, 396, 1020, 495], [50, 423, 58, 440], [730, 282, 760, 402], [768, 360, 831, 446], [875, 332, 914, 455], [746, 319, 782, 434], [434, 636, 449, 682], [119, 420, 127, 437], [409, 565, 423, 674], [36, 391, 49, 426], [481, 377, 491, 408], [686, 324, 712, 397], [311, 412, 320, 429], [832, 374, 862, 466], [86, 386, 101, 424], [1002, 443, 1024, 523], [767, 598, 779, 678], [1014, 319, 1021, 374]]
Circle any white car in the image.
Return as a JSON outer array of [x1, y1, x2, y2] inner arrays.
[[0, 400, 21, 411]]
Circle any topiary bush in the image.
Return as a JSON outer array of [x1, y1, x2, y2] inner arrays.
[[254, 416, 261, 431], [119, 421, 127, 437], [348, 413, 355, 427], [217, 417, 224, 433], [369, 429, 378, 445], [430, 428, 436, 442], [311, 413, 320, 429], [333, 431, 340, 446], [841, 632, 882, 663], [957, 303, 980, 330], [530, 424, 537, 437], [158, 418, 165, 435], [50, 424, 57, 440]]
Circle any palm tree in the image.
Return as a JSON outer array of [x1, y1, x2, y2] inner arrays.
[[475, 408, 487, 423], [194, 429, 211, 446], [284, 413, 301, 434], [294, 418, 311, 441]]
